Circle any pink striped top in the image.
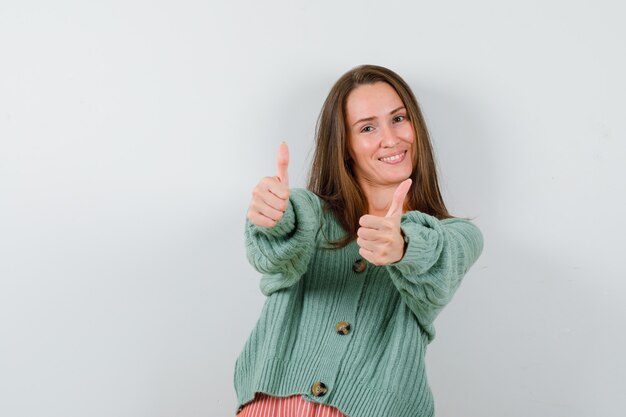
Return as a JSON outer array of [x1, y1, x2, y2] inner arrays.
[[236, 392, 348, 417]]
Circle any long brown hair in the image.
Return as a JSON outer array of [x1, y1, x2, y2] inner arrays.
[[307, 64, 458, 249]]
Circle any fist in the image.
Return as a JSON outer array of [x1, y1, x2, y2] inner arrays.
[[247, 142, 290, 228], [356, 179, 412, 266]]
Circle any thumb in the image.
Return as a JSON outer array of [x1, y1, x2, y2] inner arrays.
[[385, 179, 412, 218], [276, 142, 289, 186]]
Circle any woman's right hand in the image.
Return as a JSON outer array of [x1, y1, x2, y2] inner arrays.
[[247, 142, 290, 228]]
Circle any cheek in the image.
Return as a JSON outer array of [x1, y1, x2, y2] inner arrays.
[[401, 126, 416, 143], [353, 141, 377, 160]]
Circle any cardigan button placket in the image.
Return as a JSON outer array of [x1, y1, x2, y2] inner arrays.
[[310, 381, 328, 397], [352, 258, 367, 273], [335, 320, 351, 335]]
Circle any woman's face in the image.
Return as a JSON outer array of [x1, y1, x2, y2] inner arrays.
[[345, 82, 415, 188]]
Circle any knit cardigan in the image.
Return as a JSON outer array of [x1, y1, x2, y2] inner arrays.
[[234, 188, 484, 417]]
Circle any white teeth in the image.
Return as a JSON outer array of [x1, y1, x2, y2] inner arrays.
[[379, 151, 405, 162]]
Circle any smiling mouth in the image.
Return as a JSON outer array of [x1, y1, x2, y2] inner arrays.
[[378, 150, 407, 163]]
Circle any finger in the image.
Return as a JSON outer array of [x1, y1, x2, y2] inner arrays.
[[358, 247, 376, 264], [258, 187, 288, 211], [260, 177, 289, 199], [356, 237, 378, 251], [268, 182, 289, 200], [385, 178, 412, 218], [276, 142, 289, 186], [359, 214, 390, 230], [250, 199, 285, 221], [247, 211, 278, 228], [356, 226, 380, 241], [359, 214, 380, 229]]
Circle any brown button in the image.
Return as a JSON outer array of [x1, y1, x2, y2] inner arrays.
[[335, 321, 351, 335], [352, 259, 366, 273], [311, 381, 328, 397]]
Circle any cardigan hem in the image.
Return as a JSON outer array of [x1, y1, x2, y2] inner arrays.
[[235, 356, 434, 417]]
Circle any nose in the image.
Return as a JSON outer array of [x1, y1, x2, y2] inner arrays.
[[380, 124, 399, 148]]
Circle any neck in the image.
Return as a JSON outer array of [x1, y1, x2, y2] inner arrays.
[[358, 179, 402, 216]]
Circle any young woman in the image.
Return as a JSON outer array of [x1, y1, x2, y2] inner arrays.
[[234, 65, 484, 417]]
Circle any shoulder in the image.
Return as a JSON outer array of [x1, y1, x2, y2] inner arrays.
[[290, 189, 345, 242], [289, 188, 323, 214], [402, 210, 480, 232], [290, 187, 320, 201], [402, 211, 483, 247]]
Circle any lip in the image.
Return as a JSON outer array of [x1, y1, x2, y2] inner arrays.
[[378, 150, 407, 163]]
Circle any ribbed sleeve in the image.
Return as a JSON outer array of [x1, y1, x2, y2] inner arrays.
[[385, 212, 484, 342], [245, 188, 322, 296]]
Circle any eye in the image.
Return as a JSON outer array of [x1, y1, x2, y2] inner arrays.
[[393, 115, 406, 123], [360, 125, 374, 133]]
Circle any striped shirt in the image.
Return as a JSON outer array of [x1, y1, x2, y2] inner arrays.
[[237, 392, 348, 417]]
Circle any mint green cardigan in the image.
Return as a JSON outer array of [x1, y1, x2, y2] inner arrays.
[[234, 188, 484, 417]]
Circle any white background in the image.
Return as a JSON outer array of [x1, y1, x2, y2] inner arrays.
[[1, 1, 624, 416]]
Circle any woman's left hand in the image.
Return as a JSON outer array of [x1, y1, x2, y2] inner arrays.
[[357, 179, 412, 266]]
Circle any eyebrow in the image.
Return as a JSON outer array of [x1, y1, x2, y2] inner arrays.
[[352, 106, 406, 127]]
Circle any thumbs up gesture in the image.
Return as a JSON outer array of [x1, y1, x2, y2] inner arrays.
[[247, 142, 290, 228], [356, 179, 412, 266]]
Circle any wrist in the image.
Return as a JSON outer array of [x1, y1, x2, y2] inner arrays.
[[401, 229, 408, 258]]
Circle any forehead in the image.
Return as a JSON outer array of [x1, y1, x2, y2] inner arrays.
[[345, 82, 404, 122]]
